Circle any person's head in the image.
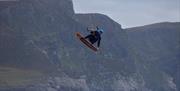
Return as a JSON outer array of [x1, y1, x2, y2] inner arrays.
[[98, 29, 104, 34]]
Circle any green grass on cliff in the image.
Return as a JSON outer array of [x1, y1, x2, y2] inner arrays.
[[0, 66, 44, 87]]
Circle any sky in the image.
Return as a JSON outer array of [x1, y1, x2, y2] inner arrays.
[[72, 0, 180, 28]]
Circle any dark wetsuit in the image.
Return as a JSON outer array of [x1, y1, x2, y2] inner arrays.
[[85, 31, 101, 47]]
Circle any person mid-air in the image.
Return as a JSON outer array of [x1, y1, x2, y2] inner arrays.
[[84, 26, 104, 49], [75, 26, 104, 52]]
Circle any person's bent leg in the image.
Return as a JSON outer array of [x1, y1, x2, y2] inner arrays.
[[90, 38, 98, 44], [85, 35, 92, 39]]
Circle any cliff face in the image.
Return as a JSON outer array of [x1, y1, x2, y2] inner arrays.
[[0, 0, 80, 68], [0, 0, 135, 90], [126, 22, 180, 91], [126, 22, 180, 61], [0, 0, 179, 91]]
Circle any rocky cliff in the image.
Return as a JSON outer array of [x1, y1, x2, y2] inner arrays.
[[0, 0, 179, 91], [126, 22, 180, 91]]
